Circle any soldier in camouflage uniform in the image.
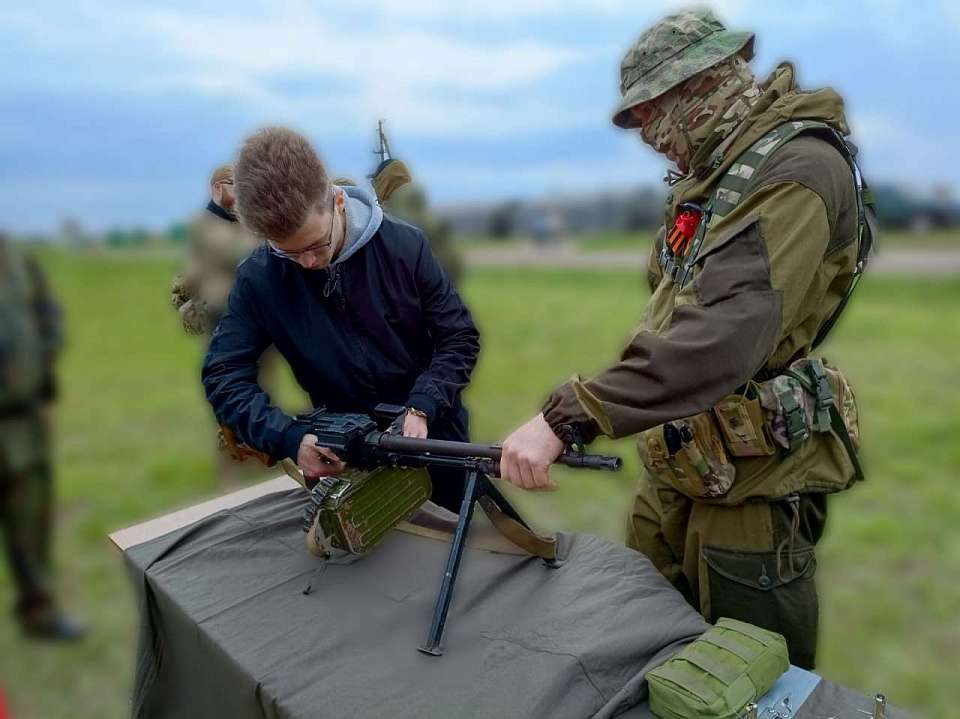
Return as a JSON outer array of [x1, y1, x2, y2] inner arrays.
[[372, 160, 464, 287], [172, 165, 261, 335], [171, 166, 276, 484], [0, 234, 86, 640], [501, 9, 872, 668]]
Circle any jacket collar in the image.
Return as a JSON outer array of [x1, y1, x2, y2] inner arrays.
[[206, 199, 238, 223]]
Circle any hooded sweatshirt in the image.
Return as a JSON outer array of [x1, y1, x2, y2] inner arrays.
[[202, 187, 480, 468], [334, 184, 383, 265], [544, 63, 860, 442]]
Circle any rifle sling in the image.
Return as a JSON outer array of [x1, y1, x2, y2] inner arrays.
[[477, 495, 558, 561]]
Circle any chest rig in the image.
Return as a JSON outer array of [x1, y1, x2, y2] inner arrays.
[[657, 120, 875, 347]]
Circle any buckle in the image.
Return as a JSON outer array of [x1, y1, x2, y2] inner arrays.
[[806, 361, 833, 432], [779, 390, 809, 453]]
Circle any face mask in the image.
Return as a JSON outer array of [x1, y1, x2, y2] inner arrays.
[[636, 56, 761, 172]]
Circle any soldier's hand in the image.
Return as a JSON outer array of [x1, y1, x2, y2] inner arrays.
[[500, 413, 563, 491], [297, 433, 346, 480], [402, 412, 429, 439]]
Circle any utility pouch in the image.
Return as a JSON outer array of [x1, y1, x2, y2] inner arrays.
[[647, 617, 789, 719], [638, 412, 736, 499], [713, 385, 777, 458], [756, 359, 861, 476]]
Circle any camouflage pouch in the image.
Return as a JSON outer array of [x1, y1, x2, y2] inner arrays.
[[713, 385, 777, 458], [303, 466, 432, 557], [648, 618, 789, 719], [638, 412, 736, 499], [756, 359, 861, 456]]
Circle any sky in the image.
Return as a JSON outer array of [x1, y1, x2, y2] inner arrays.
[[1, 0, 957, 233]]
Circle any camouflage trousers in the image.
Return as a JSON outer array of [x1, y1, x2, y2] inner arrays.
[[627, 472, 827, 669], [0, 411, 55, 622]]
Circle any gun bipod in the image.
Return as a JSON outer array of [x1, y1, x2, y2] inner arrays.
[[417, 470, 557, 656]]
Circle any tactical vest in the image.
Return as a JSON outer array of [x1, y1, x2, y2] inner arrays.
[[657, 120, 876, 349], [637, 121, 876, 503], [0, 243, 46, 412]]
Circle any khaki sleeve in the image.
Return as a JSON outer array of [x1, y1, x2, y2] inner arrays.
[[543, 181, 832, 440], [646, 226, 666, 293]]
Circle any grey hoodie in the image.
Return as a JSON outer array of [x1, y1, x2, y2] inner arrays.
[[333, 184, 383, 265]]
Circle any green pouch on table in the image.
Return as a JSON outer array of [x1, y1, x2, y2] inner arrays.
[[648, 617, 789, 719]]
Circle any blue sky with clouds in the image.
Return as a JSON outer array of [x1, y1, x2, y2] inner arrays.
[[1, 0, 956, 233]]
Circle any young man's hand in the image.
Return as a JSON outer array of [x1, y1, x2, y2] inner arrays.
[[500, 413, 564, 491], [402, 412, 429, 439], [297, 433, 346, 480]]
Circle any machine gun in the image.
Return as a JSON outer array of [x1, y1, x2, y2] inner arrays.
[[299, 403, 622, 656]]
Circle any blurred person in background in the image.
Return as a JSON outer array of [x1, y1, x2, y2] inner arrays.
[[335, 126, 464, 286], [170, 165, 280, 484], [202, 127, 479, 512], [500, 9, 872, 669], [0, 233, 86, 640], [171, 164, 260, 336]]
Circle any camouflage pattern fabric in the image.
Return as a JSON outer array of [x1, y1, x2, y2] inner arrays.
[[0, 237, 61, 620], [0, 240, 61, 409], [171, 208, 260, 335], [637, 56, 761, 173], [756, 360, 861, 453], [0, 413, 54, 619], [757, 375, 810, 452], [613, 8, 754, 127]]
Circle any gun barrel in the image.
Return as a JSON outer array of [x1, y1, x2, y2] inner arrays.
[[376, 434, 501, 460], [374, 434, 621, 472]]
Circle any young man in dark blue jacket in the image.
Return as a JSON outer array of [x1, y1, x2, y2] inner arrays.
[[202, 127, 480, 511]]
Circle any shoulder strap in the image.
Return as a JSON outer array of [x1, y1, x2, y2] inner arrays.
[[697, 120, 876, 346], [673, 121, 829, 287]]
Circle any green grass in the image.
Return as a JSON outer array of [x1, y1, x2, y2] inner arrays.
[[1, 250, 958, 717]]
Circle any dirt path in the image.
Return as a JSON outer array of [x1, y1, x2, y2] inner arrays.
[[464, 246, 960, 275]]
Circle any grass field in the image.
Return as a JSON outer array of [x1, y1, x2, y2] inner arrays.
[[1, 249, 958, 718]]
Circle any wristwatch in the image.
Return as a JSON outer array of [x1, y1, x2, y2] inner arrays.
[[406, 406, 428, 420]]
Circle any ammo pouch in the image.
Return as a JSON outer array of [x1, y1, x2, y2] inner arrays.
[[637, 412, 736, 499], [647, 617, 789, 719], [640, 358, 862, 503]]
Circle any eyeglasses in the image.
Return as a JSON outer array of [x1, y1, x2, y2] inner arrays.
[[268, 192, 340, 262]]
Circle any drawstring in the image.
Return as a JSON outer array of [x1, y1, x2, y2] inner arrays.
[[775, 495, 801, 583], [323, 264, 341, 298]]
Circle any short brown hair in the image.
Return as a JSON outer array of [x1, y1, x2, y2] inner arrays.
[[235, 127, 330, 241]]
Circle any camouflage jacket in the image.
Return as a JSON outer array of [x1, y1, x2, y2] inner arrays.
[[171, 203, 260, 335], [0, 238, 63, 411], [545, 64, 859, 446]]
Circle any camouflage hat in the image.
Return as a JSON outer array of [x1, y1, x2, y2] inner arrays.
[[612, 9, 755, 128]]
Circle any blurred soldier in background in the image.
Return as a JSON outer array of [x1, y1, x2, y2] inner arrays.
[[379, 180, 463, 287], [171, 165, 260, 335], [370, 145, 463, 286], [336, 124, 463, 285], [0, 233, 86, 640], [170, 166, 275, 484]]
